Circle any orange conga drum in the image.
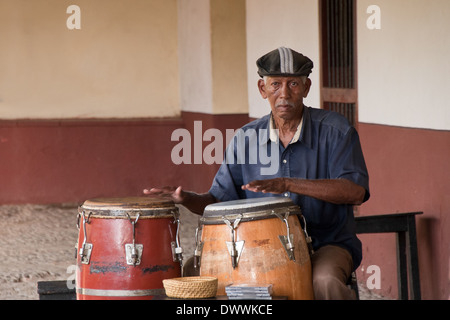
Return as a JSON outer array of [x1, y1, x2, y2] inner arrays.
[[198, 197, 314, 300], [75, 197, 183, 300]]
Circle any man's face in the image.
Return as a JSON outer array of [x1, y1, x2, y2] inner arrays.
[[258, 76, 311, 121]]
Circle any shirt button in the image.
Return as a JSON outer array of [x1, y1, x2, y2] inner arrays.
[[282, 159, 287, 164]]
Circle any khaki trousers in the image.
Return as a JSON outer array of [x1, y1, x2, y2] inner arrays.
[[311, 245, 355, 300]]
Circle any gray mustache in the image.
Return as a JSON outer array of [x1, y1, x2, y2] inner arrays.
[[275, 100, 295, 107]]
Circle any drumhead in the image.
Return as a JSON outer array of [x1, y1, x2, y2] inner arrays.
[[201, 197, 301, 225], [79, 197, 178, 219]]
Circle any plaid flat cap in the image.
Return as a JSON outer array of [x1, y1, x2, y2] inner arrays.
[[256, 47, 313, 77]]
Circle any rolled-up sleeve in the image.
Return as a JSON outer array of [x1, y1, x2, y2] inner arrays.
[[328, 126, 370, 202]]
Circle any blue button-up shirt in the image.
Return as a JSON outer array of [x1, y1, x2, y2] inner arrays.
[[209, 106, 370, 269]]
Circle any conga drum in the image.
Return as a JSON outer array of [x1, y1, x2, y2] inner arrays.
[[198, 197, 314, 300], [75, 197, 183, 300]]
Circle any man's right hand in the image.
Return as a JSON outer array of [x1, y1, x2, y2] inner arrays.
[[143, 186, 186, 204], [142, 186, 217, 215]]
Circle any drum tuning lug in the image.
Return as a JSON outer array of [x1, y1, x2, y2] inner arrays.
[[193, 224, 204, 269], [273, 210, 296, 261], [171, 242, 184, 263], [193, 242, 204, 269], [171, 214, 184, 267], [305, 236, 314, 255], [301, 215, 315, 255], [125, 244, 143, 266], [171, 242, 184, 275], [222, 215, 244, 269], [226, 240, 245, 269], [79, 211, 93, 264], [79, 243, 93, 264], [278, 235, 295, 261]]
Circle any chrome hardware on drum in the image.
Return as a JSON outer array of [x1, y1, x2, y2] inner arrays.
[[75, 197, 183, 300], [198, 197, 314, 300]]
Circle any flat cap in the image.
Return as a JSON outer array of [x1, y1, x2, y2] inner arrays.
[[256, 47, 313, 77]]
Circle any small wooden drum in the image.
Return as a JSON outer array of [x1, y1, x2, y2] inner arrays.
[[197, 197, 314, 300], [75, 197, 183, 300]]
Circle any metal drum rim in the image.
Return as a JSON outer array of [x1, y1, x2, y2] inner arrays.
[[78, 197, 179, 219], [201, 205, 302, 225], [204, 196, 294, 211]]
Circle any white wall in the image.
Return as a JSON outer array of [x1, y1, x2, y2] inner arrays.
[[0, 0, 180, 119], [246, 0, 321, 119], [177, 0, 213, 114], [357, 0, 450, 130]]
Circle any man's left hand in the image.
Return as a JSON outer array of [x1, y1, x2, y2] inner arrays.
[[242, 178, 289, 194]]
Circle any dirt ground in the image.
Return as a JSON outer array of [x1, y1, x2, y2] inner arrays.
[[0, 203, 387, 300]]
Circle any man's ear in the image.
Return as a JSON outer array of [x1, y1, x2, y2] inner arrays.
[[258, 79, 268, 99], [303, 78, 312, 98]]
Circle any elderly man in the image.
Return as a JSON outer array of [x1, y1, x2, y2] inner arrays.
[[144, 47, 369, 300]]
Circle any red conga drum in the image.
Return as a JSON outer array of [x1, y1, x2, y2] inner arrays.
[[198, 197, 314, 300], [75, 197, 183, 300]]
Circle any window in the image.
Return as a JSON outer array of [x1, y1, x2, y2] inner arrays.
[[320, 0, 358, 127]]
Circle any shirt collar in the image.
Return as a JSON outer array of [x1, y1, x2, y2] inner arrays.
[[269, 113, 304, 145]]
